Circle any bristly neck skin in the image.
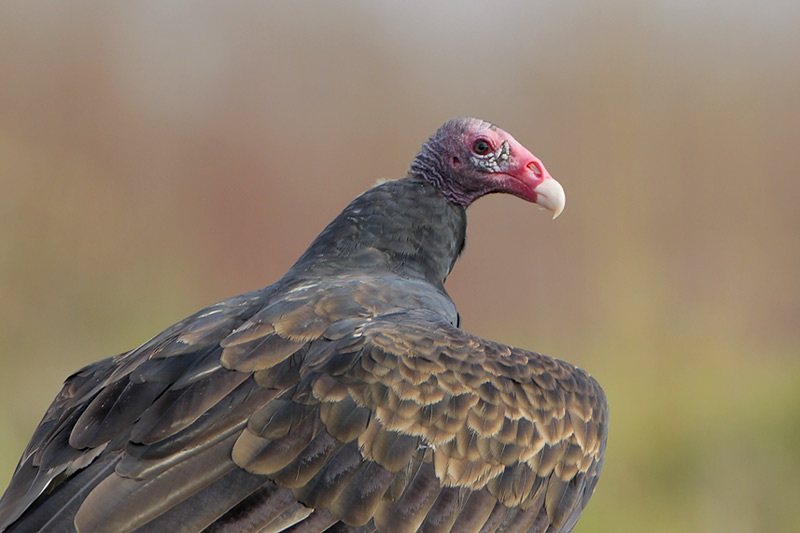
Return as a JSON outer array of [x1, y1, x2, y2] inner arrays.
[[285, 178, 467, 288], [408, 135, 491, 208]]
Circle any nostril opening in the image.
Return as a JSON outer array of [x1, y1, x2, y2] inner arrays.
[[528, 161, 543, 178]]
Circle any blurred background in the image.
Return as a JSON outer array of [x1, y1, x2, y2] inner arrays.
[[1, 1, 798, 531]]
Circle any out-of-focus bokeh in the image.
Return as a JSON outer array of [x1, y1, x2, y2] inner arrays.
[[1, 1, 798, 531]]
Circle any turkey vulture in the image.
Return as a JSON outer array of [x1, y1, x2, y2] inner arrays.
[[0, 117, 607, 533]]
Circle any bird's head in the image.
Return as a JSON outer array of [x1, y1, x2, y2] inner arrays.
[[410, 117, 565, 217]]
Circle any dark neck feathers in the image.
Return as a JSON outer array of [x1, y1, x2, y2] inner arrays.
[[287, 178, 467, 286]]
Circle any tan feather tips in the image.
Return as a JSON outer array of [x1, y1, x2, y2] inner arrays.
[[219, 282, 383, 373], [350, 313, 608, 497], [221, 333, 306, 372], [239, 309, 607, 531], [231, 400, 318, 474]]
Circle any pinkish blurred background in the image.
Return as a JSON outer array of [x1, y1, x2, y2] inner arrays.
[[1, 2, 799, 531]]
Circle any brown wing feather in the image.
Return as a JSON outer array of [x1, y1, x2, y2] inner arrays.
[[0, 284, 605, 533], [273, 309, 610, 532], [0, 292, 267, 531]]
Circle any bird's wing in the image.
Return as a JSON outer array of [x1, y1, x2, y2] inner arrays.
[[0, 289, 269, 532], [243, 308, 609, 533], [0, 294, 606, 533]]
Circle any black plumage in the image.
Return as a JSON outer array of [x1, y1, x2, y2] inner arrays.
[[0, 117, 607, 532]]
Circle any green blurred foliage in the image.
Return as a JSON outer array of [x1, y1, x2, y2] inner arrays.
[[1, 1, 798, 531]]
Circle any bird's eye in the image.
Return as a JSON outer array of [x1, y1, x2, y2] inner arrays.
[[472, 139, 491, 155]]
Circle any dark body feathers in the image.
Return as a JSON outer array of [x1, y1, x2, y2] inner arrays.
[[0, 122, 607, 532]]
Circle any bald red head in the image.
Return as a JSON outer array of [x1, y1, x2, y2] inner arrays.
[[409, 117, 565, 217]]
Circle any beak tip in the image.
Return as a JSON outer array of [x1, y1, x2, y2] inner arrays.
[[532, 177, 566, 220]]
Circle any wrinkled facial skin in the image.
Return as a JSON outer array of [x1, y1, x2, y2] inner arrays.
[[469, 138, 512, 173], [444, 122, 512, 174], [445, 121, 501, 168], [411, 117, 564, 216]]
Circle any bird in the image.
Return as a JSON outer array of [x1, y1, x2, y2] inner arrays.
[[0, 117, 607, 533]]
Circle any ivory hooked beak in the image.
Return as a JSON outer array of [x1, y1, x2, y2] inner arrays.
[[533, 177, 566, 219]]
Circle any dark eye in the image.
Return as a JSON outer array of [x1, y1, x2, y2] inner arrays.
[[472, 139, 490, 155]]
